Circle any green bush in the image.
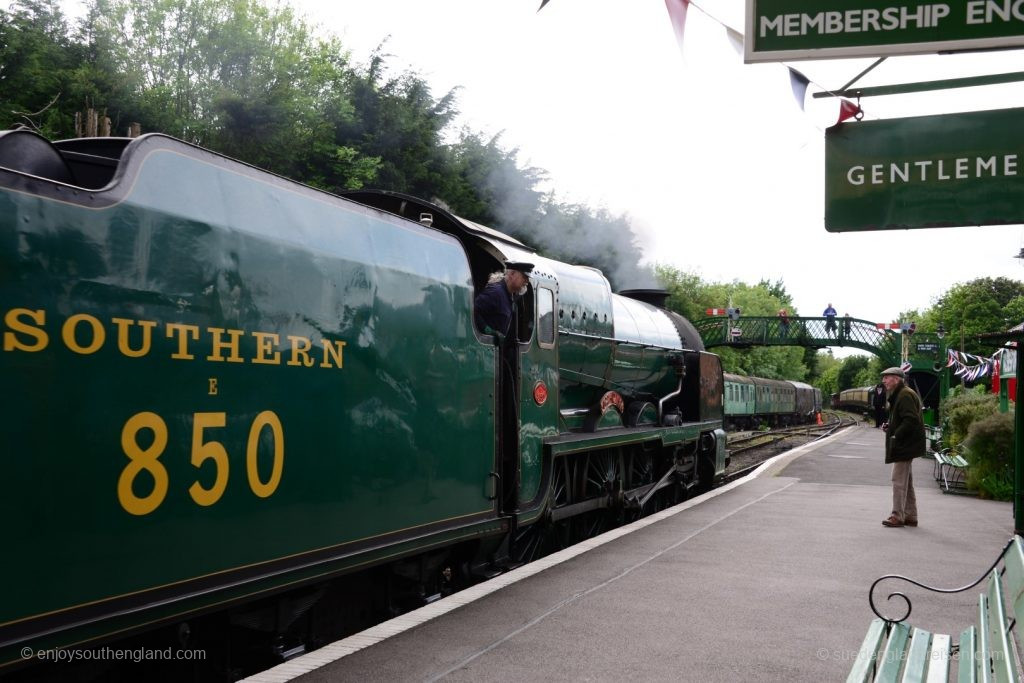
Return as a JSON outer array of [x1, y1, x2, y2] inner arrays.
[[963, 411, 1014, 501], [941, 390, 998, 448]]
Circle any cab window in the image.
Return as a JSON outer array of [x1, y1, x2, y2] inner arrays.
[[538, 287, 555, 347], [515, 284, 535, 344]]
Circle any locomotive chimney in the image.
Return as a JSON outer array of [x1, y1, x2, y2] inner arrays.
[[619, 288, 670, 309]]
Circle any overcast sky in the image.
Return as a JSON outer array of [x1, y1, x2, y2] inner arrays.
[[306, 0, 1024, 330], [44, 0, 1024, 331]]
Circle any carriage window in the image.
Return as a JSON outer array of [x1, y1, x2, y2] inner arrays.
[[538, 287, 555, 347]]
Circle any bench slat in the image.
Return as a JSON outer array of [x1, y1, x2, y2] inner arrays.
[[846, 618, 888, 683], [1004, 538, 1024, 644], [848, 539, 1024, 683], [977, 592, 993, 683], [877, 622, 911, 683], [925, 633, 951, 683], [959, 626, 977, 683], [984, 570, 1019, 683], [901, 627, 933, 683]]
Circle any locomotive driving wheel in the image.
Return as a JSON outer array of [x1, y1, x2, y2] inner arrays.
[[574, 449, 624, 539], [512, 456, 573, 564]]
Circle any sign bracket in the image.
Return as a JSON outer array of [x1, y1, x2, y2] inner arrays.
[[814, 70, 1024, 99]]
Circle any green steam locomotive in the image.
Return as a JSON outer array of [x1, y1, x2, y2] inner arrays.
[[0, 130, 726, 676]]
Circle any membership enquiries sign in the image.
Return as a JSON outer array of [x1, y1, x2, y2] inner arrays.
[[825, 108, 1024, 232], [746, 0, 1024, 62]]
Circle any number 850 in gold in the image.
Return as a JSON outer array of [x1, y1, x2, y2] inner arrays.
[[117, 411, 284, 516]]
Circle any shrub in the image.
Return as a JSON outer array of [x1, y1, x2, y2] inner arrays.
[[963, 411, 1014, 501], [941, 390, 998, 448]]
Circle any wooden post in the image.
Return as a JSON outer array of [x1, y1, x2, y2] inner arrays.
[[129, 122, 141, 138], [74, 111, 83, 137], [99, 115, 111, 137], [86, 109, 98, 137]]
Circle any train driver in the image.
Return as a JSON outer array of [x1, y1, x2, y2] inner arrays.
[[474, 260, 534, 340]]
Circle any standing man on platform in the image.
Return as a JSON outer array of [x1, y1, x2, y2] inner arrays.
[[872, 383, 886, 428], [880, 367, 925, 528]]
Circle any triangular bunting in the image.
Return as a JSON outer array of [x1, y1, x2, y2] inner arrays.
[[788, 68, 810, 112], [837, 99, 862, 124], [664, 0, 690, 52]]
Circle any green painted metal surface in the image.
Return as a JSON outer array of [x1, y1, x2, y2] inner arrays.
[[747, 0, 1024, 62], [0, 137, 497, 652], [723, 375, 756, 417], [518, 277, 560, 504], [553, 265, 682, 414], [826, 108, 1024, 231], [1, 133, 727, 665]]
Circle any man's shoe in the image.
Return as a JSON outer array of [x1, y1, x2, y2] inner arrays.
[[904, 519, 918, 527], [882, 515, 904, 527]]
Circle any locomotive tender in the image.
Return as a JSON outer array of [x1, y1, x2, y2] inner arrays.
[[0, 130, 727, 672]]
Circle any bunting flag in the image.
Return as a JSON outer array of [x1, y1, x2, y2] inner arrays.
[[946, 348, 1001, 382], [537, 0, 551, 10], [788, 68, 810, 112], [837, 99, 862, 124], [724, 25, 744, 56], [664, 0, 691, 52]]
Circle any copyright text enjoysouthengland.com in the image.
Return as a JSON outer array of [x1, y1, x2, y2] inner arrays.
[[23, 646, 206, 664]]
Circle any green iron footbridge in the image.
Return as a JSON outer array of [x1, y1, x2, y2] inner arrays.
[[692, 315, 947, 373]]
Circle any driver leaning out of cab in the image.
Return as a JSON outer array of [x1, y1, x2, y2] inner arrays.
[[473, 260, 533, 339]]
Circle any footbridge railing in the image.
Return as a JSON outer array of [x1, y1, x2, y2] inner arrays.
[[693, 316, 934, 369]]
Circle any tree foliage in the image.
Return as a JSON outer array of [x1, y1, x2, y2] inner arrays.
[[656, 265, 808, 380], [924, 277, 1024, 356], [5, 0, 1022, 375], [0, 0, 656, 290]]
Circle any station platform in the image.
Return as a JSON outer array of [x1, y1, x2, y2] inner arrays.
[[248, 424, 1014, 682]]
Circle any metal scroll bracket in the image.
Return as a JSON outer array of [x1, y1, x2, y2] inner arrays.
[[868, 536, 1017, 624]]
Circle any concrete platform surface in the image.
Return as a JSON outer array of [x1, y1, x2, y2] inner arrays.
[[251, 425, 1014, 683]]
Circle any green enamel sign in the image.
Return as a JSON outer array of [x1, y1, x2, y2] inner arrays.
[[824, 107, 1024, 232], [746, 0, 1024, 62]]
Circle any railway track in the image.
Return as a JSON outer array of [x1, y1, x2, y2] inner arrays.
[[720, 413, 855, 484]]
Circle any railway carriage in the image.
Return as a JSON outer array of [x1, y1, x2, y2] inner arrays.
[[722, 374, 822, 429], [0, 130, 726, 675], [792, 381, 820, 420], [837, 386, 873, 413], [723, 373, 756, 429]]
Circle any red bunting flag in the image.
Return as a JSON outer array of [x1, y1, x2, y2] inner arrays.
[[837, 99, 862, 124]]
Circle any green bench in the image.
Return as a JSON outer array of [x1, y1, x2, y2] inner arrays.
[[933, 448, 969, 494], [847, 536, 1023, 682]]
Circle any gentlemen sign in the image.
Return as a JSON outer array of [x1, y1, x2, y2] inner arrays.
[[746, 0, 1024, 62], [824, 108, 1024, 232], [823, 108, 1024, 232]]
